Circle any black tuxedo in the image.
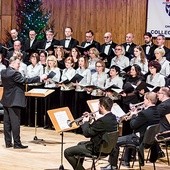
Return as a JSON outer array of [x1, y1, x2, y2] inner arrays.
[[1, 67, 40, 146], [81, 40, 101, 51], [60, 38, 79, 49], [64, 112, 117, 169], [6, 38, 23, 48], [38, 38, 60, 49], [100, 42, 117, 67], [23, 38, 39, 51], [157, 98, 170, 132], [122, 42, 136, 60], [141, 43, 158, 61], [162, 46, 170, 61]]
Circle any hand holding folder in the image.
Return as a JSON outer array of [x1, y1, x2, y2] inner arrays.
[[59, 74, 84, 84]]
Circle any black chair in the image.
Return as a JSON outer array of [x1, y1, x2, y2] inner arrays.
[[119, 124, 160, 170], [155, 130, 170, 166], [76, 131, 119, 170]]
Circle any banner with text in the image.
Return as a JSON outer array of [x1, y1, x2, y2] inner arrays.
[[147, 0, 170, 38]]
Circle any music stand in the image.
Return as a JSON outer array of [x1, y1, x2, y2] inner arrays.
[[25, 88, 55, 145], [47, 107, 79, 170]]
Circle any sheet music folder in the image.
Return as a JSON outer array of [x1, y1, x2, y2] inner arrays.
[[47, 71, 56, 79], [59, 73, 84, 84], [76, 44, 95, 54]]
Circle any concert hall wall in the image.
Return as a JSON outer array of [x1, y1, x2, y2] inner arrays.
[[0, 0, 170, 47]]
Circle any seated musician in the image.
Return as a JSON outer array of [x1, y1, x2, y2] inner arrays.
[[64, 97, 117, 170], [103, 92, 160, 169], [155, 87, 170, 157]]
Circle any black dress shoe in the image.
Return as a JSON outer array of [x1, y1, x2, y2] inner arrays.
[[121, 161, 130, 167], [101, 164, 118, 170], [158, 150, 165, 159], [14, 144, 28, 149], [6, 143, 13, 148]]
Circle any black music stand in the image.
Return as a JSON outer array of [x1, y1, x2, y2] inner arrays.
[[47, 107, 79, 170], [25, 88, 55, 145]]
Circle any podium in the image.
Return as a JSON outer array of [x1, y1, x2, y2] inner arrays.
[[48, 107, 79, 170], [25, 88, 55, 144]]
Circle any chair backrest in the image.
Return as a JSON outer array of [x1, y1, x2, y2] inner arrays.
[[142, 124, 160, 146], [100, 131, 119, 154]]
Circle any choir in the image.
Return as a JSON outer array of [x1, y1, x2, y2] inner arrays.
[[0, 28, 170, 135]]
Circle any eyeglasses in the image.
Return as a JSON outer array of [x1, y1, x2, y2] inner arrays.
[[115, 48, 122, 51], [96, 65, 103, 67], [104, 36, 109, 39]]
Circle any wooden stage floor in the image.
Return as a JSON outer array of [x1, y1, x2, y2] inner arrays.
[[0, 123, 169, 170]]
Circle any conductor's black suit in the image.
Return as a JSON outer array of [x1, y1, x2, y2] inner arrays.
[[1, 66, 40, 147]]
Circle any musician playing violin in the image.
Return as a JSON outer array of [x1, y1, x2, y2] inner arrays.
[[64, 97, 117, 170]]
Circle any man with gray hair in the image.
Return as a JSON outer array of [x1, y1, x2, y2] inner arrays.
[[1, 56, 47, 149]]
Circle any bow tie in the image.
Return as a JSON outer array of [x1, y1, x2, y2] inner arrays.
[[65, 38, 71, 41], [86, 42, 91, 44], [146, 44, 151, 47], [126, 43, 131, 46], [106, 43, 111, 46], [46, 41, 51, 43]]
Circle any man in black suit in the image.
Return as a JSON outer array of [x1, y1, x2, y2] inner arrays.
[[38, 29, 60, 53], [141, 32, 158, 62], [64, 97, 118, 170], [60, 27, 79, 57], [6, 29, 23, 48], [122, 33, 136, 60], [157, 87, 170, 132], [60, 27, 79, 49], [1, 56, 47, 149], [104, 92, 160, 169], [6, 40, 28, 65], [100, 32, 117, 68], [81, 30, 100, 51], [23, 30, 39, 51], [156, 34, 170, 61]]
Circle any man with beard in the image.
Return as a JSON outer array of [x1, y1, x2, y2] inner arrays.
[[141, 32, 158, 62], [64, 97, 118, 170]]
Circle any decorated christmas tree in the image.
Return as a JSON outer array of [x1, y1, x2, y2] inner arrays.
[[15, 0, 51, 40]]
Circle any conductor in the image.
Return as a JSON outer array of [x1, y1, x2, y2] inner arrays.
[[1, 56, 47, 149]]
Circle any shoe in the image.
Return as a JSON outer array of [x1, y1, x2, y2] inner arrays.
[[101, 164, 118, 170], [158, 150, 165, 159], [121, 161, 130, 167], [14, 144, 28, 149], [6, 143, 13, 148]]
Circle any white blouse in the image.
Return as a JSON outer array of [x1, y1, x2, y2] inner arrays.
[[130, 57, 148, 74], [91, 72, 108, 96], [19, 62, 27, 77], [110, 55, 129, 70], [105, 75, 123, 89], [158, 57, 170, 77], [75, 68, 91, 92], [146, 73, 165, 87], [26, 63, 44, 78], [60, 67, 76, 91], [44, 67, 61, 88]]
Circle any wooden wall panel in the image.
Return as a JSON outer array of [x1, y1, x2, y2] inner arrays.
[[0, 0, 170, 48]]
